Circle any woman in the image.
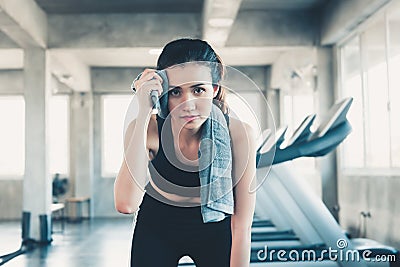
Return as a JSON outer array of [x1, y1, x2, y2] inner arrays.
[[114, 38, 256, 267]]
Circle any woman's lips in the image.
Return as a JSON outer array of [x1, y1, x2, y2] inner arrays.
[[181, 115, 200, 122]]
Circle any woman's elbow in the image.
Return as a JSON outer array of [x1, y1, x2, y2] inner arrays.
[[114, 177, 143, 214], [114, 188, 143, 214], [115, 201, 139, 214]]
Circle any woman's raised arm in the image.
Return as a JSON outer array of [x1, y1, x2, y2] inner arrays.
[[114, 69, 163, 214], [114, 118, 150, 214]]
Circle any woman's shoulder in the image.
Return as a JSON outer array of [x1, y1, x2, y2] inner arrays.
[[228, 116, 256, 143]]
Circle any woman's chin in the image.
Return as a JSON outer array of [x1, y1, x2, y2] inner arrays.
[[182, 118, 205, 130], [182, 121, 200, 129]]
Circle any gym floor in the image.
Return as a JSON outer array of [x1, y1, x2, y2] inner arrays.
[[1, 218, 134, 267]]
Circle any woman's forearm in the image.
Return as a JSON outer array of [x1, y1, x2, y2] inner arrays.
[[114, 115, 150, 213], [124, 115, 151, 185], [230, 228, 252, 267]]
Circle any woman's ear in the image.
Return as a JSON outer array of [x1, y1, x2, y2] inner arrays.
[[213, 84, 220, 98]]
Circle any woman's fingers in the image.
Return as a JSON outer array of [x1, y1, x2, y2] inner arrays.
[[141, 69, 163, 84], [132, 68, 165, 114], [134, 69, 164, 96]]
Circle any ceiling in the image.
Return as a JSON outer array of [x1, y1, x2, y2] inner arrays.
[[241, 0, 326, 11], [2, 0, 390, 92], [35, 0, 326, 14], [35, 0, 204, 14], [0, 0, 331, 75]]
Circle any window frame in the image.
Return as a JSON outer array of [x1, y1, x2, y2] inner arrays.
[[48, 94, 71, 177], [100, 93, 133, 178], [0, 94, 25, 179], [337, 4, 400, 174]]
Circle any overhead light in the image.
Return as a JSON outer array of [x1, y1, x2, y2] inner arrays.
[[208, 18, 234, 27], [148, 48, 163, 55]]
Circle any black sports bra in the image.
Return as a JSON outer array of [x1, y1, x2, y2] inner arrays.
[[147, 114, 229, 197]]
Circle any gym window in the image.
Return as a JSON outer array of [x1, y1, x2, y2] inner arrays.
[[49, 95, 70, 176], [226, 91, 263, 133], [101, 94, 133, 177], [0, 96, 25, 177], [338, 3, 400, 171], [281, 92, 317, 176]]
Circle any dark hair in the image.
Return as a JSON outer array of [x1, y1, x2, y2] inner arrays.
[[157, 38, 228, 114]]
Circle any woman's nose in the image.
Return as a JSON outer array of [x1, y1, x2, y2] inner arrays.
[[181, 93, 196, 111]]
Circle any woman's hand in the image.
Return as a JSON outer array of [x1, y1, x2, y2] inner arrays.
[[133, 68, 164, 117]]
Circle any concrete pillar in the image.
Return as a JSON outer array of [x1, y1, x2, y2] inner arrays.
[[69, 91, 93, 217], [264, 66, 280, 130], [22, 48, 52, 243], [316, 46, 339, 222], [265, 89, 280, 129]]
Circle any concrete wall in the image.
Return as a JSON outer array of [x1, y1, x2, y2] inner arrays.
[[0, 180, 23, 219], [320, 0, 391, 45], [48, 14, 201, 48], [0, 70, 23, 94], [339, 174, 400, 249], [92, 67, 142, 93], [228, 10, 318, 46], [0, 31, 19, 48]]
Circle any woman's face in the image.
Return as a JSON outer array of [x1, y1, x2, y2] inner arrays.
[[166, 64, 218, 130]]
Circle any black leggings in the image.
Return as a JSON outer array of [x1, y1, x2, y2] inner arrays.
[[131, 193, 232, 267]]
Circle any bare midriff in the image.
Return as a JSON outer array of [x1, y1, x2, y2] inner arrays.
[[149, 179, 201, 204]]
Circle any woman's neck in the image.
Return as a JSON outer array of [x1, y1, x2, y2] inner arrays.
[[170, 118, 202, 147], [169, 118, 201, 164]]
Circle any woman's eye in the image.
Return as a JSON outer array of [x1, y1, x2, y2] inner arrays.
[[193, 87, 205, 94], [169, 89, 181, 97]]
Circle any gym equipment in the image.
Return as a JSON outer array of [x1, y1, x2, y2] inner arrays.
[[251, 97, 398, 266], [257, 97, 353, 167]]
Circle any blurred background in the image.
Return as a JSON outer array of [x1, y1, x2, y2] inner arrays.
[[0, 0, 399, 266]]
